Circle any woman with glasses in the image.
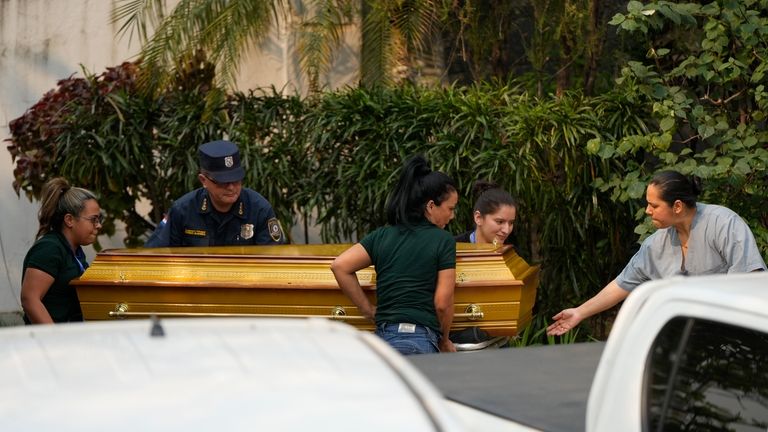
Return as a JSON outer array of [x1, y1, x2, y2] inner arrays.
[[332, 155, 459, 355], [21, 177, 102, 324], [454, 180, 517, 247], [547, 170, 766, 336]]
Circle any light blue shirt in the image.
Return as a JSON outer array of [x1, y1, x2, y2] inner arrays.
[[616, 203, 766, 292]]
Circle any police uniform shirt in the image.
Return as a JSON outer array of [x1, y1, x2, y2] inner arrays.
[[147, 187, 284, 247]]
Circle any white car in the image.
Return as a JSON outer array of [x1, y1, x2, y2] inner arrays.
[[411, 272, 768, 431], [0, 318, 469, 431]]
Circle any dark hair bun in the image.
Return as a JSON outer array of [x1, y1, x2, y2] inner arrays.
[[689, 175, 702, 196], [472, 179, 500, 198]]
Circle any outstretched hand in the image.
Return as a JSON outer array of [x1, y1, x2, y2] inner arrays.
[[547, 308, 583, 336]]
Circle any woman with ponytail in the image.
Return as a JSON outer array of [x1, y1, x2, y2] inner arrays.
[[332, 155, 459, 355], [548, 170, 766, 336], [455, 180, 517, 246], [21, 178, 102, 324]]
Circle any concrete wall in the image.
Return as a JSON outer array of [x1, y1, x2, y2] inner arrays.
[[0, 0, 359, 316]]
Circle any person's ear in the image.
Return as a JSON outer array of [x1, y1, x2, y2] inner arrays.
[[473, 210, 483, 225], [425, 200, 435, 213], [673, 200, 683, 213], [63, 213, 75, 229], [198, 173, 207, 187]]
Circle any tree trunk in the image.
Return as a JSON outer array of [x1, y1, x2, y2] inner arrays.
[[583, 0, 602, 96], [556, 32, 572, 98]]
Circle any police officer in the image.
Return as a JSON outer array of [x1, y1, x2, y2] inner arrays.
[[144, 140, 285, 247]]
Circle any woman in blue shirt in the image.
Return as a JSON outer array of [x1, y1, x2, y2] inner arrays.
[[548, 170, 766, 336]]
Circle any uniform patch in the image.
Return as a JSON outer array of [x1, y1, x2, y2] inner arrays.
[[184, 229, 207, 237], [224, 155, 234, 167], [268, 218, 283, 242], [240, 224, 254, 240]]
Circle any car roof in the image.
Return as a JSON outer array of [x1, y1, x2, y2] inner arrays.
[[0, 318, 463, 432], [623, 272, 768, 322]]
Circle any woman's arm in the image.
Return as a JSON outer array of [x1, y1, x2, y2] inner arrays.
[[331, 244, 376, 321], [20, 268, 55, 324], [546, 279, 629, 336], [434, 268, 456, 352]]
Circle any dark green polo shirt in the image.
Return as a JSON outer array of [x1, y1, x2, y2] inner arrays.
[[22, 231, 85, 323], [360, 221, 456, 333]]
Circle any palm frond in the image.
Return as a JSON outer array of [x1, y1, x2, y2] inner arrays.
[[297, 0, 357, 92], [112, 0, 439, 91], [114, 0, 289, 94], [112, 0, 167, 45], [390, 0, 438, 54], [361, 1, 395, 87]]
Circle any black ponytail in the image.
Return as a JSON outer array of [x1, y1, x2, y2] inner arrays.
[[386, 155, 456, 226]]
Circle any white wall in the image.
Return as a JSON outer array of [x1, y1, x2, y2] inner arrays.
[[0, 0, 359, 314]]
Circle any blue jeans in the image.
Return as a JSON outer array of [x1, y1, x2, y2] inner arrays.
[[375, 323, 440, 356]]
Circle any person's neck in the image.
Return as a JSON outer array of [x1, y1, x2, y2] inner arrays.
[[211, 201, 234, 213], [674, 205, 697, 245], [60, 230, 78, 252], [474, 229, 492, 244]]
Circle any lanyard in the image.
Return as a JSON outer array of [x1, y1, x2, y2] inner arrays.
[[71, 247, 88, 275]]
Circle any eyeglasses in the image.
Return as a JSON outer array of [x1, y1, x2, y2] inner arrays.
[[77, 213, 105, 226]]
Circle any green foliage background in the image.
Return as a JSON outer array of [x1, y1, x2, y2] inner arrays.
[[6, 0, 768, 340]]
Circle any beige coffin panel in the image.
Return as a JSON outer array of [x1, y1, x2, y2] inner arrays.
[[74, 243, 539, 336]]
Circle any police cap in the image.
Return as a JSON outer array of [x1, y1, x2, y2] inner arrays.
[[198, 140, 245, 183]]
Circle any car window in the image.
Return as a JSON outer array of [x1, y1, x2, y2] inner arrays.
[[644, 316, 768, 432]]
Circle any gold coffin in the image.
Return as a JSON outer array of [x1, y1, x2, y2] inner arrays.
[[74, 243, 539, 336]]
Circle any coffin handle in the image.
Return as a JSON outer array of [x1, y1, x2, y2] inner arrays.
[[109, 302, 130, 319], [454, 304, 484, 321]]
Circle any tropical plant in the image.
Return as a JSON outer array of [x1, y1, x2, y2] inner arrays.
[[592, 0, 768, 256], [112, 0, 444, 92], [438, 0, 628, 95], [112, 0, 288, 93], [8, 58, 767, 339]]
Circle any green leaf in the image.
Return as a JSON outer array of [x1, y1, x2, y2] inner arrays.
[[627, 181, 646, 199], [598, 144, 616, 159], [621, 19, 640, 32], [734, 159, 751, 175], [586, 137, 601, 155], [657, 5, 681, 25], [659, 117, 675, 131], [609, 14, 626, 25], [698, 124, 715, 139], [658, 133, 672, 151], [652, 85, 668, 99], [627, 1, 644, 14]]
